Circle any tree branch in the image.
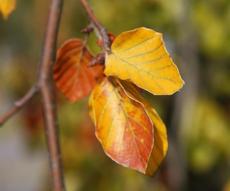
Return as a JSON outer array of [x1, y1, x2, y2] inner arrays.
[[0, 85, 39, 126], [39, 0, 65, 190], [80, 0, 111, 52], [0, 0, 111, 190], [0, 0, 65, 190]]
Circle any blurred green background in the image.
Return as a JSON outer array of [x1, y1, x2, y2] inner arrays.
[[0, 0, 230, 191]]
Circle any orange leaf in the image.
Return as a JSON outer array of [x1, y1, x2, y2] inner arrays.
[[0, 0, 16, 19], [89, 77, 168, 175], [113, 80, 168, 175], [105, 27, 184, 95], [54, 39, 104, 102]]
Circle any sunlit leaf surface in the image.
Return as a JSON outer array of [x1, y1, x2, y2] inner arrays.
[[89, 77, 168, 174], [105, 27, 184, 95]]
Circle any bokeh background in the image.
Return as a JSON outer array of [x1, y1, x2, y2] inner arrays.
[[0, 0, 230, 191]]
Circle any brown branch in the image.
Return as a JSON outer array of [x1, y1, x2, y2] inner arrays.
[[0, 85, 39, 126], [0, 0, 111, 190], [80, 0, 111, 52], [38, 0, 65, 190], [0, 0, 65, 190]]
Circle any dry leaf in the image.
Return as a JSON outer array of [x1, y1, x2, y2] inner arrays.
[[0, 0, 16, 19], [89, 77, 168, 175], [54, 39, 104, 102], [105, 27, 184, 95]]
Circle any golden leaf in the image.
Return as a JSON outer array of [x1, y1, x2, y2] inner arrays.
[[145, 107, 168, 175], [105, 27, 184, 95], [0, 0, 16, 19], [89, 77, 168, 175]]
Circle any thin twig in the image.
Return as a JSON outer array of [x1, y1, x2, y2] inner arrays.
[[80, 0, 111, 52], [0, 85, 39, 126]]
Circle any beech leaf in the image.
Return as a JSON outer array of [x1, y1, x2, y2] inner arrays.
[[105, 27, 184, 95], [0, 0, 16, 19], [53, 39, 103, 102], [89, 77, 168, 175]]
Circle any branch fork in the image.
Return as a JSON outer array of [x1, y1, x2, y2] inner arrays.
[[0, 1, 111, 191]]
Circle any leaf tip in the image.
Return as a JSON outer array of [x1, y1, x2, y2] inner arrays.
[[0, 0, 16, 20]]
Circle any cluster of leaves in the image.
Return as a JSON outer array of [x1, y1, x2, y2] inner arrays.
[[54, 27, 184, 175]]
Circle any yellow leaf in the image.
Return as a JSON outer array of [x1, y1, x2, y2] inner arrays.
[[145, 107, 168, 175], [89, 77, 168, 175], [105, 27, 184, 95], [0, 0, 16, 19]]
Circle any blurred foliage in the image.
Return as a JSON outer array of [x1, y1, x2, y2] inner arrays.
[[0, 0, 229, 191], [185, 98, 230, 172]]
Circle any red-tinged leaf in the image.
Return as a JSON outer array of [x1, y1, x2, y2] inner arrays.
[[117, 80, 168, 175], [54, 39, 104, 102], [89, 77, 168, 175]]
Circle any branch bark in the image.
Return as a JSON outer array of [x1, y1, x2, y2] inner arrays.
[[0, 85, 39, 125], [39, 0, 65, 190]]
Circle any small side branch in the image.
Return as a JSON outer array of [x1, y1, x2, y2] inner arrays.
[[0, 0, 112, 190], [0, 85, 39, 126]]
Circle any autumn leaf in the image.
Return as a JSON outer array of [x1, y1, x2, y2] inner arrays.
[[0, 0, 16, 19], [53, 39, 104, 102], [105, 27, 184, 95], [144, 107, 168, 175], [116, 80, 168, 175], [89, 77, 168, 175]]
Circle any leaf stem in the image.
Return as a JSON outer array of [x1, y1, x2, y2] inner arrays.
[[80, 0, 111, 52]]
